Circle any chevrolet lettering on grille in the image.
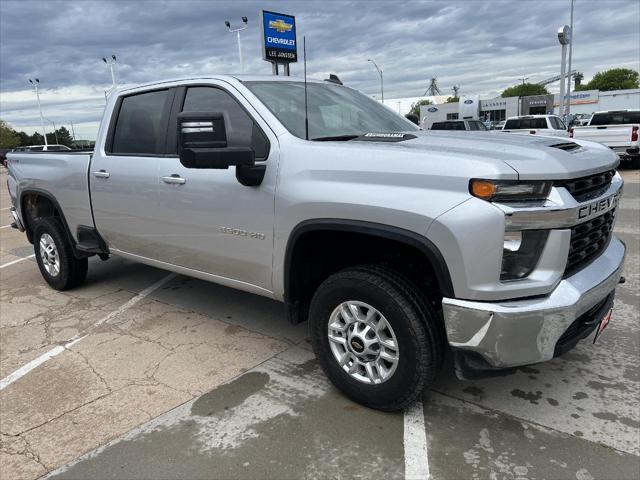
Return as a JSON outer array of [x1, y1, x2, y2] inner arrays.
[[577, 192, 620, 221]]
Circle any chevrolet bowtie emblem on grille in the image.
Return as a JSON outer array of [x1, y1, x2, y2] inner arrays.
[[268, 18, 293, 33]]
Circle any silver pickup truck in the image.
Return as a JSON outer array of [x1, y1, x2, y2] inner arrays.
[[6, 75, 625, 411]]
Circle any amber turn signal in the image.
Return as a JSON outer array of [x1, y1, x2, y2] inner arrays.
[[470, 180, 497, 200]]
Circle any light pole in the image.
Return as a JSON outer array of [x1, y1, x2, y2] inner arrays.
[[28, 78, 48, 146], [43, 118, 58, 144], [69, 121, 76, 141], [102, 55, 117, 94], [368, 59, 384, 104], [558, 25, 572, 119], [225, 17, 248, 72], [566, 0, 576, 115], [518, 76, 529, 86]]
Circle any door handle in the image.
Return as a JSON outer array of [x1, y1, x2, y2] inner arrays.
[[162, 174, 186, 185], [93, 170, 110, 179]]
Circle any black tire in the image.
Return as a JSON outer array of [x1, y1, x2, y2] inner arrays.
[[309, 265, 444, 411], [33, 217, 88, 291], [630, 156, 640, 170]]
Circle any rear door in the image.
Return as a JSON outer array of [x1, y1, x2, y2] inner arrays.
[[90, 88, 174, 256], [154, 82, 278, 291]]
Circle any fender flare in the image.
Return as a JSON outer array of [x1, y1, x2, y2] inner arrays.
[[283, 218, 455, 304], [19, 188, 76, 249]]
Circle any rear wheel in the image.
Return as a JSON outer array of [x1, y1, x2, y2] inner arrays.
[[34, 218, 88, 290], [309, 266, 444, 411]]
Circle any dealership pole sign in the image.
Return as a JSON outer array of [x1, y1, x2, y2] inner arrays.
[[262, 11, 298, 65]]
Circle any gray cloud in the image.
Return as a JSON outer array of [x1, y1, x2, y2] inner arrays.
[[1, 0, 639, 137]]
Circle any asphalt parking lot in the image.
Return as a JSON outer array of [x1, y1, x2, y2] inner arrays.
[[1, 167, 638, 480]]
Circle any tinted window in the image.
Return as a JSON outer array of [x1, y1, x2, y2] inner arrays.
[[590, 111, 640, 125], [431, 121, 465, 130], [182, 87, 268, 159], [30, 146, 44, 151], [504, 118, 548, 129], [112, 89, 169, 155]]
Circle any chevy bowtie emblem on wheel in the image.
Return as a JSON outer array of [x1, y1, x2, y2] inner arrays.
[[268, 18, 293, 32]]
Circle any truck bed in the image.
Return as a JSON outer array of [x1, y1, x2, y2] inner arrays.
[[6, 151, 95, 242]]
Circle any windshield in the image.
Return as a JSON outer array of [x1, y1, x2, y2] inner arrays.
[[244, 81, 418, 140]]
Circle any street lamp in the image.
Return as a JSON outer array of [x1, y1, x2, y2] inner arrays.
[[102, 55, 117, 94], [518, 77, 529, 86], [368, 59, 384, 104], [558, 25, 572, 119], [43, 117, 58, 144], [225, 17, 248, 72], [28, 78, 48, 146], [566, 0, 576, 116]]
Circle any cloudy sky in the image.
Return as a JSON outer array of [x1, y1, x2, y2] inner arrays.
[[1, 0, 638, 139]]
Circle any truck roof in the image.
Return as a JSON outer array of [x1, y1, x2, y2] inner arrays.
[[117, 75, 327, 94]]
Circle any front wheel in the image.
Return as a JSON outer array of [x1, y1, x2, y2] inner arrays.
[[34, 218, 88, 291], [309, 266, 444, 411]]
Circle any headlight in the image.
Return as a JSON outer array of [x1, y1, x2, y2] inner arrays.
[[470, 179, 552, 202], [501, 230, 549, 280]]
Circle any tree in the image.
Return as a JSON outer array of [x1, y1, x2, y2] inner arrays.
[[575, 68, 639, 92], [0, 120, 21, 149], [501, 83, 549, 98], [445, 96, 459, 103], [409, 99, 433, 118]]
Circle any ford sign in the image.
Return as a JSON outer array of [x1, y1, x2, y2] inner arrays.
[[463, 99, 474, 104], [427, 107, 438, 112]]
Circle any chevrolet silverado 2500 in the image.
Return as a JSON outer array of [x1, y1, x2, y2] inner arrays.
[[6, 76, 625, 411]]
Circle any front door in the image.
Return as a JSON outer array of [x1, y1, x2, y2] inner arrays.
[[154, 83, 278, 292]]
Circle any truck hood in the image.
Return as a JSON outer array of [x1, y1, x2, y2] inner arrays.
[[348, 131, 619, 180]]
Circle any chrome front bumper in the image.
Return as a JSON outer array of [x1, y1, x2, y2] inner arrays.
[[442, 236, 626, 370]]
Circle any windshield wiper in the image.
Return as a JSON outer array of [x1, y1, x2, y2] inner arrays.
[[311, 134, 361, 141]]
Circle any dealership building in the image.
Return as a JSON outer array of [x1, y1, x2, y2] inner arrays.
[[420, 88, 640, 128]]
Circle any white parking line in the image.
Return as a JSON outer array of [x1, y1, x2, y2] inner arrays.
[[0, 254, 36, 269], [0, 272, 176, 390], [0, 207, 10, 211], [1, 224, 12, 229], [404, 399, 431, 480]]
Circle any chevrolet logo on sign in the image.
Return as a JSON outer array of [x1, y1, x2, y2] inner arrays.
[[268, 18, 293, 33]]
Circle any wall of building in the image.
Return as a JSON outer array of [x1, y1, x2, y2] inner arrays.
[[418, 88, 639, 129]]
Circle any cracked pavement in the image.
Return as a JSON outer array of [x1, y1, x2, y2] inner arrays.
[[1, 168, 639, 479]]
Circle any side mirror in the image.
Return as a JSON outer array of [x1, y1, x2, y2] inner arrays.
[[178, 112, 255, 169]]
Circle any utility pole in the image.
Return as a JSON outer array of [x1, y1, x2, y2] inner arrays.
[[69, 121, 76, 141], [102, 55, 117, 95], [566, 0, 576, 115], [225, 17, 248, 73], [28, 78, 48, 146], [368, 59, 384, 104]]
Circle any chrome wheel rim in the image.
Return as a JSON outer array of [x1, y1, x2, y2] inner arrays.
[[327, 301, 399, 384], [39, 233, 60, 277]]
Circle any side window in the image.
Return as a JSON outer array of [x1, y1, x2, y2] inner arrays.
[[468, 121, 480, 131], [111, 89, 169, 155], [182, 87, 268, 159]]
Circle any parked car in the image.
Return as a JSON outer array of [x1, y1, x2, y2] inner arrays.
[[571, 113, 592, 127], [6, 76, 625, 411], [431, 119, 488, 131], [12, 144, 71, 152], [570, 110, 640, 168], [500, 115, 569, 137]]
